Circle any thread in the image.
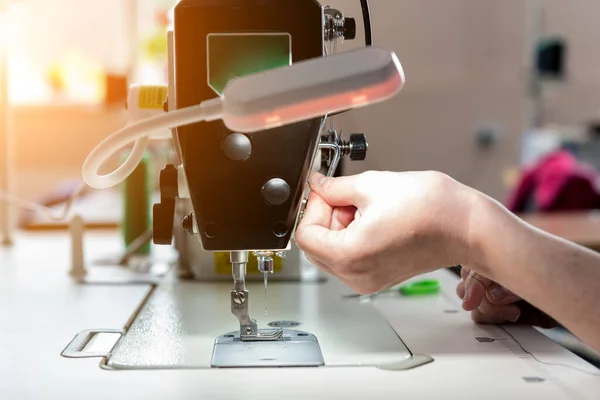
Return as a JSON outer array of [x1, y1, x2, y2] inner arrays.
[[498, 326, 600, 376], [0, 183, 152, 256], [459, 265, 600, 375], [0, 181, 87, 221]]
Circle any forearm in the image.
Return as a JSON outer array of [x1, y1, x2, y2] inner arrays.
[[468, 194, 600, 352]]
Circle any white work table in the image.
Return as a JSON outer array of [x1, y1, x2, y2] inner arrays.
[[1, 232, 599, 399]]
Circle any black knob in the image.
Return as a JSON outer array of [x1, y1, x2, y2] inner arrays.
[[160, 164, 179, 199], [153, 164, 179, 245], [349, 133, 368, 161], [344, 17, 357, 40], [153, 202, 175, 245]]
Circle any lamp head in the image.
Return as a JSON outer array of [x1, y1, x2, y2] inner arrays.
[[221, 46, 405, 133]]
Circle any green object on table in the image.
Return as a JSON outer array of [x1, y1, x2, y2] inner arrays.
[[122, 152, 151, 255], [399, 280, 441, 296]]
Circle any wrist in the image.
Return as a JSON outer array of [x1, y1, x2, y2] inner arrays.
[[432, 176, 494, 274], [463, 189, 511, 280]]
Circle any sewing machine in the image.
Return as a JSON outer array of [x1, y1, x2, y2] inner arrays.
[[143, 0, 413, 368], [59, 0, 596, 376]]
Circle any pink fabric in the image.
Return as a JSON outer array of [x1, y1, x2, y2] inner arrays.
[[507, 150, 600, 213]]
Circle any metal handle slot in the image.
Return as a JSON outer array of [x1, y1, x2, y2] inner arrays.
[[61, 329, 124, 359]]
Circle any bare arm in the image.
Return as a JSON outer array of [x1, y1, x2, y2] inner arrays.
[[295, 170, 600, 353], [468, 194, 600, 352]]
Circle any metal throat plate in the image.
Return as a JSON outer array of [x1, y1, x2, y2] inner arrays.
[[211, 329, 324, 368]]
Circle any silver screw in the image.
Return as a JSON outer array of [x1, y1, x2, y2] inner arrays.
[[245, 327, 253, 335], [233, 292, 246, 304], [275, 251, 287, 259]]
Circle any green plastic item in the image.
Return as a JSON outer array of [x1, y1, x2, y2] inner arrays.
[[122, 152, 151, 255], [399, 280, 441, 296]]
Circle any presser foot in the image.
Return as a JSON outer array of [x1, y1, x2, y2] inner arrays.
[[241, 327, 284, 342], [231, 289, 283, 342]]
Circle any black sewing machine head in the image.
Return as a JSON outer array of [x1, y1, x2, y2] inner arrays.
[[153, 0, 371, 252]]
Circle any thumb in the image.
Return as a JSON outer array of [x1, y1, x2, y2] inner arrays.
[[309, 172, 366, 207]]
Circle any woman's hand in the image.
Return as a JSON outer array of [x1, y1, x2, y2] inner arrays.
[[295, 171, 478, 294], [457, 268, 558, 329]]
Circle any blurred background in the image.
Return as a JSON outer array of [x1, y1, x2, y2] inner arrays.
[[1, 0, 171, 201], [334, 0, 600, 202], [2, 0, 600, 209]]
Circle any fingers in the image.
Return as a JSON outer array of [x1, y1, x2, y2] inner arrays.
[[471, 301, 560, 328], [300, 191, 333, 229], [309, 172, 366, 208], [459, 269, 522, 322], [297, 224, 346, 265], [297, 172, 364, 263], [471, 309, 511, 325], [485, 282, 521, 305], [476, 298, 521, 323], [295, 192, 347, 264], [331, 206, 357, 231], [457, 269, 530, 326], [462, 271, 492, 311], [456, 279, 466, 299], [460, 267, 470, 280]]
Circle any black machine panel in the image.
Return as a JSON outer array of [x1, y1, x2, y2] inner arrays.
[[173, 0, 325, 251]]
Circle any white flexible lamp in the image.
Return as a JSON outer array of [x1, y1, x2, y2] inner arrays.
[[82, 46, 405, 190]]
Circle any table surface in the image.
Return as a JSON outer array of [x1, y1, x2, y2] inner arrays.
[[1, 231, 599, 400], [522, 211, 600, 249]]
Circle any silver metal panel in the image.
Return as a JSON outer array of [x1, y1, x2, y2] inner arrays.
[[61, 330, 123, 359], [107, 277, 412, 369], [211, 330, 325, 368]]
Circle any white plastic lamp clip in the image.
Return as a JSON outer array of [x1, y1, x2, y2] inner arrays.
[[82, 46, 405, 190]]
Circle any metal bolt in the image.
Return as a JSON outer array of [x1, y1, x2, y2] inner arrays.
[[233, 292, 246, 305], [275, 251, 287, 259], [245, 327, 253, 335]]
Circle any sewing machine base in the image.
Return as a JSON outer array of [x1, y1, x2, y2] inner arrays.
[[104, 278, 414, 369], [211, 329, 324, 368]]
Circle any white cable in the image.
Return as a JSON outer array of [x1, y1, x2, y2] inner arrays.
[[82, 98, 223, 190], [83, 46, 403, 190], [1, 47, 404, 223], [0, 180, 87, 221], [77, 47, 404, 191], [0, 98, 221, 221]]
